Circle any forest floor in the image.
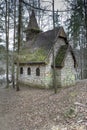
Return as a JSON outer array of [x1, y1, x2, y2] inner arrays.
[[0, 80, 87, 130]]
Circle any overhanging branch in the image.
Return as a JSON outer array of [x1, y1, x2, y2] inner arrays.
[[22, 0, 71, 13]]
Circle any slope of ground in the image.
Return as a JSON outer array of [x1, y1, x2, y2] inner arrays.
[[0, 80, 87, 130]]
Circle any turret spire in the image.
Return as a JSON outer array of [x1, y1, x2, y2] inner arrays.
[[26, 10, 41, 41], [28, 10, 40, 31]]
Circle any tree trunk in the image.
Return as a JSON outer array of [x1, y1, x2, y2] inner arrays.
[[5, 0, 9, 88], [12, 0, 16, 89], [52, 0, 57, 94], [84, 0, 87, 44], [16, 0, 22, 91]]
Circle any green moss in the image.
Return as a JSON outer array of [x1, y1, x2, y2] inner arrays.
[[64, 107, 76, 118], [15, 48, 47, 63], [69, 91, 77, 97], [55, 45, 68, 67]]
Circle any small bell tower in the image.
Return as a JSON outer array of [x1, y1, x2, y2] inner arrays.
[[25, 10, 41, 41]]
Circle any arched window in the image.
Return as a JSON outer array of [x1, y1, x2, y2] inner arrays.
[[36, 68, 40, 76], [27, 67, 31, 75], [20, 67, 23, 74]]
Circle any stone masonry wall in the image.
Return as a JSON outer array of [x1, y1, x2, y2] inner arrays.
[[19, 65, 46, 88], [61, 52, 76, 87]]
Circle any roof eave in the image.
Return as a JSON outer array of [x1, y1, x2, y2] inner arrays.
[[51, 65, 63, 69], [15, 61, 46, 66]]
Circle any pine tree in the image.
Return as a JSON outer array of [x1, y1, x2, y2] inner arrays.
[[65, 0, 87, 79]]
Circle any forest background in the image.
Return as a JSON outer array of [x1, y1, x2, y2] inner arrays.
[[0, 0, 87, 89]]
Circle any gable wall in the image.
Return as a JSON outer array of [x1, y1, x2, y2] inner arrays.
[[44, 38, 66, 88], [61, 52, 76, 86], [54, 38, 66, 56]]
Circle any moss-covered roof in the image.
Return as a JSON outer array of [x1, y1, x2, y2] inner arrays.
[[55, 45, 68, 67], [15, 48, 48, 63]]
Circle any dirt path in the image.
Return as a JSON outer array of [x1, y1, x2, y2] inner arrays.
[[0, 81, 87, 130]]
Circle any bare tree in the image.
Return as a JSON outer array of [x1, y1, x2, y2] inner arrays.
[[52, 0, 57, 94], [16, 0, 22, 91], [12, 0, 16, 89], [5, 0, 9, 88]]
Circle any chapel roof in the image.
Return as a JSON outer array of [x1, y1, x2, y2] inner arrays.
[[18, 44, 77, 68], [17, 11, 76, 68], [18, 27, 68, 63], [24, 26, 67, 50], [18, 27, 75, 67]]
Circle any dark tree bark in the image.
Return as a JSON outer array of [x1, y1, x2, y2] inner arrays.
[[52, 0, 57, 94], [84, 0, 87, 44], [5, 0, 9, 88], [12, 0, 16, 89], [16, 0, 22, 91]]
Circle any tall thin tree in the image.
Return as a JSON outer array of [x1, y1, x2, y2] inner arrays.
[[52, 0, 57, 94], [16, 0, 22, 91], [5, 0, 9, 88], [12, 0, 16, 88]]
